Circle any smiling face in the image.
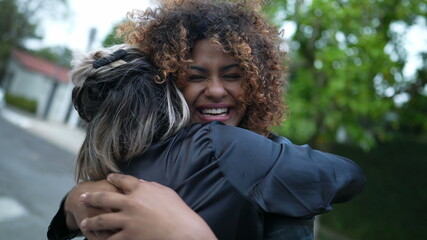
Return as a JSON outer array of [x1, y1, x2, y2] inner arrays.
[[183, 39, 246, 127]]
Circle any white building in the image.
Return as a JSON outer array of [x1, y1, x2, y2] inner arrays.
[[2, 49, 79, 125]]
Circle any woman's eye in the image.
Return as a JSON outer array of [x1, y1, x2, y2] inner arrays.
[[223, 75, 241, 81], [188, 75, 206, 82]]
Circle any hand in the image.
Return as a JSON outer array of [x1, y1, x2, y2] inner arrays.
[[64, 180, 120, 239], [79, 173, 217, 240]]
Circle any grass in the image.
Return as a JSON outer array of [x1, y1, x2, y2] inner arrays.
[[5, 93, 37, 113], [318, 138, 427, 240]]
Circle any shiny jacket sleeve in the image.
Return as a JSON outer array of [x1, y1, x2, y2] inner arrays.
[[209, 123, 366, 218], [47, 194, 82, 240]]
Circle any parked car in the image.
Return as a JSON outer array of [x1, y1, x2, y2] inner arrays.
[[0, 87, 5, 111]]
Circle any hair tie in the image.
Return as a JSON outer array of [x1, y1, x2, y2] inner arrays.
[[93, 49, 127, 68]]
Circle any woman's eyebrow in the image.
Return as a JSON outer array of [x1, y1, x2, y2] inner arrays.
[[219, 64, 239, 72], [189, 64, 240, 73], [189, 66, 208, 73]]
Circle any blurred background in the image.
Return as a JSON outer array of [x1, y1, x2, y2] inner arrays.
[[0, 0, 426, 239]]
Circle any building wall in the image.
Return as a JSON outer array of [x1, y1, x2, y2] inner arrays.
[[6, 60, 74, 124], [46, 82, 74, 122], [7, 61, 50, 105]]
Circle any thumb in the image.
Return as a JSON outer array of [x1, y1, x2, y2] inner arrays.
[[107, 173, 140, 194]]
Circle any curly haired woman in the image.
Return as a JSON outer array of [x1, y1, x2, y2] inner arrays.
[[47, 1, 365, 240], [124, 0, 285, 137]]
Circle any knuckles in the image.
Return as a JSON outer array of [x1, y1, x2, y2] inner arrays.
[[94, 192, 108, 205], [94, 215, 106, 228]]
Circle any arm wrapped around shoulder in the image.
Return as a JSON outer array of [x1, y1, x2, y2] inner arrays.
[[210, 123, 366, 218]]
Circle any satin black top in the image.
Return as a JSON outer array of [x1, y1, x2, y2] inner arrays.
[[119, 121, 365, 239], [47, 121, 365, 240]]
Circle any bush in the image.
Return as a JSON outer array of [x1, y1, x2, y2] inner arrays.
[[319, 139, 427, 240], [5, 93, 37, 113]]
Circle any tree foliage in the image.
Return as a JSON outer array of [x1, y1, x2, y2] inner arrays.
[[395, 53, 427, 137], [265, 0, 427, 150], [0, 0, 68, 81], [0, 0, 38, 78], [28, 46, 73, 68], [102, 22, 126, 48]]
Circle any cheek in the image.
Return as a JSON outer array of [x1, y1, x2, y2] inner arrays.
[[230, 83, 245, 105], [232, 83, 247, 117], [182, 86, 194, 104], [182, 84, 200, 109]]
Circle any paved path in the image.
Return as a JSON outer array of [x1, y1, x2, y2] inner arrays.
[[0, 107, 84, 239], [1, 107, 85, 154]]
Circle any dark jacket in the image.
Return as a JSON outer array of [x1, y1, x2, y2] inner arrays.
[[48, 121, 366, 239]]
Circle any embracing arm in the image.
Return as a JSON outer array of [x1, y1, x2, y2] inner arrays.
[[47, 180, 119, 240], [211, 123, 366, 217], [48, 177, 217, 240], [47, 195, 80, 240], [79, 174, 218, 240]]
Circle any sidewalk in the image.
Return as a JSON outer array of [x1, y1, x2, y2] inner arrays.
[[1, 106, 85, 154]]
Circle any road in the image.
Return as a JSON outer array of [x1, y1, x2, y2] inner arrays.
[[0, 113, 79, 239]]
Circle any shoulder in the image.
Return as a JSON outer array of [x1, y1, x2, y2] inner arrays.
[[171, 122, 289, 150], [182, 121, 283, 173], [183, 121, 267, 145], [198, 121, 282, 159], [269, 132, 293, 144], [202, 121, 284, 192], [206, 121, 272, 145]]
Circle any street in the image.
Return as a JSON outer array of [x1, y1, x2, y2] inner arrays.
[[0, 112, 80, 239]]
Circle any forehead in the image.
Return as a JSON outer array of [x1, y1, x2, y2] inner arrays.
[[191, 39, 237, 65]]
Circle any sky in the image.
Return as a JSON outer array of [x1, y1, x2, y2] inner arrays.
[[27, 0, 157, 52], [401, 18, 427, 77]]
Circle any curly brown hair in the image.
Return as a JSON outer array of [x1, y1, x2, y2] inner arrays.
[[120, 0, 287, 136]]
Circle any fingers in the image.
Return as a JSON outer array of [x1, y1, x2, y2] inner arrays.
[[82, 228, 117, 240], [83, 230, 115, 240], [75, 180, 120, 194], [91, 231, 115, 240], [64, 209, 78, 231], [81, 191, 126, 209], [82, 230, 98, 240], [80, 212, 124, 232], [104, 231, 127, 240], [107, 173, 141, 194]]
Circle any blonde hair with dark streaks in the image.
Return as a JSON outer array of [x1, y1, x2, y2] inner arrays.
[[71, 44, 190, 182]]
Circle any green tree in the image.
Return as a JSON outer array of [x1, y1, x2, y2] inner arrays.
[[28, 46, 73, 68], [0, 0, 38, 79], [266, 0, 427, 150], [395, 52, 427, 138], [102, 22, 126, 48], [0, 0, 68, 82]]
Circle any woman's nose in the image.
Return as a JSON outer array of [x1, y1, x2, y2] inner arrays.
[[205, 78, 227, 99]]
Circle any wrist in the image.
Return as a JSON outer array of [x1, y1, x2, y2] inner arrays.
[[64, 190, 79, 231]]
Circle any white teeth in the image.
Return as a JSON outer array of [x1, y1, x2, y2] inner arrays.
[[201, 108, 228, 116]]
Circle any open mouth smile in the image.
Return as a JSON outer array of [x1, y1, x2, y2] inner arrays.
[[199, 107, 230, 117]]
